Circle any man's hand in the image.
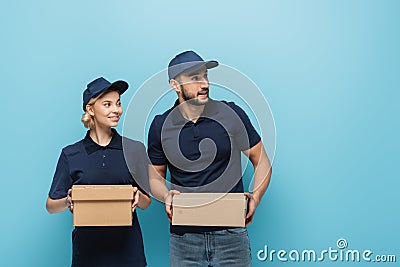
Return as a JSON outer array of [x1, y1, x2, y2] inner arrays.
[[164, 190, 180, 222], [244, 192, 260, 226]]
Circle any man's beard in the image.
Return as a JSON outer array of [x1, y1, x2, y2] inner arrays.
[[180, 85, 208, 106]]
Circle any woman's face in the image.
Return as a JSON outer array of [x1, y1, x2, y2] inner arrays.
[[88, 90, 122, 128]]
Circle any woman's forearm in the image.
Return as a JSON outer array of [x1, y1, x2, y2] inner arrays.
[[46, 196, 68, 214]]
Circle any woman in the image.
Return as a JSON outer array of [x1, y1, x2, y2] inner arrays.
[[46, 77, 151, 267]]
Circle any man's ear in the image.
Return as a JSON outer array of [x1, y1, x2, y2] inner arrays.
[[170, 79, 180, 93], [86, 104, 94, 116]]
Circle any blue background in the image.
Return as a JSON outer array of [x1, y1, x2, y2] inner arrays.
[[1, 0, 398, 266]]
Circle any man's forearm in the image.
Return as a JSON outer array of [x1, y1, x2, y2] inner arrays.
[[248, 141, 272, 204], [252, 165, 272, 204]]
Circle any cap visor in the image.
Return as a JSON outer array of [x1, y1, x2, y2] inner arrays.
[[109, 80, 129, 95], [205, 60, 219, 69], [184, 60, 219, 75]]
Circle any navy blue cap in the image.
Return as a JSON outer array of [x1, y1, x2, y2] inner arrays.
[[82, 77, 128, 111], [168, 51, 219, 80]]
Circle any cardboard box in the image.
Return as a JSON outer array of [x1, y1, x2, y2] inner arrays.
[[72, 185, 134, 226], [172, 193, 247, 227]]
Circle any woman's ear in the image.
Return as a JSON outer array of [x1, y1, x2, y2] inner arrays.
[[86, 104, 94, 116]]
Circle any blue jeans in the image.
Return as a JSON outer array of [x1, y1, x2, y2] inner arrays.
[[170, 227, 251, 267]]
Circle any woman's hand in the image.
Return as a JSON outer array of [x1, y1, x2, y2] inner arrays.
[[66, 189, 73, 213], [132, 187, 140, 212], [132, 187, 152, 212]]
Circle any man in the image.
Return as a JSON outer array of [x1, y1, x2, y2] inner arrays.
[[148, 50, 272, 266]]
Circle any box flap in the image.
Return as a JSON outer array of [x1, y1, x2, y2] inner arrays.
[[72, 185, 134, 201], [173, 193, 245, 208]]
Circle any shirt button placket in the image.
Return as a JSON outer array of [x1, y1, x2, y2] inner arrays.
[[192, 123, 199, 139], [102, 149, 106, 167]]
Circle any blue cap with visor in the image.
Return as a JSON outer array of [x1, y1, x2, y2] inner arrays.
[[168, 51, 219, 80]]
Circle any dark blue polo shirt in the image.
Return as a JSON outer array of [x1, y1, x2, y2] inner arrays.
[[49, 129, 148, 267], [147, 99, 261, 234]]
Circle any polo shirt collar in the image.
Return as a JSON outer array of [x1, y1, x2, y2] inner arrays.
[[171, 98, 219, 125], [83, 128, 122, 154]]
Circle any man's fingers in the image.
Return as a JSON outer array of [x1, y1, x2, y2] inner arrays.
[[246, 205, 255, 219], [164, 190, 180, 222], [244, 192, 256, 226], [245, 215, 254, 226], [166, 203, 173, 222]]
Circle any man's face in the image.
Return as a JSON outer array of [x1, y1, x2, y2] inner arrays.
[[175, 66, 209, 105]]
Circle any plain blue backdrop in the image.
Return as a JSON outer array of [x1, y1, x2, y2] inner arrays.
[[1, 0, 399, 266]]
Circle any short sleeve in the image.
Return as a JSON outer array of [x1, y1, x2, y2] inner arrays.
[[230, 103, 261, 151], [147, 117, 167, 165], [48, 150, 73, 199]]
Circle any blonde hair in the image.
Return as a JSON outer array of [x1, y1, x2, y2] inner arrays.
[[81, 91, 114, 129]]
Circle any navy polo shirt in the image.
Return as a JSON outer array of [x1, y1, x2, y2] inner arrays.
[[147, 99, 261, 234], [49, 129, 148, 267]]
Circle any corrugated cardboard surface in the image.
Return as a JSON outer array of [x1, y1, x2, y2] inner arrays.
[[72, 185, 134, 226], [172, 193, 247, 227]]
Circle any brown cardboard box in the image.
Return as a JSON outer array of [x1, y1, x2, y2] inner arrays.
[[172, 193, 247, 227], [72, 185, 134, 226]]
